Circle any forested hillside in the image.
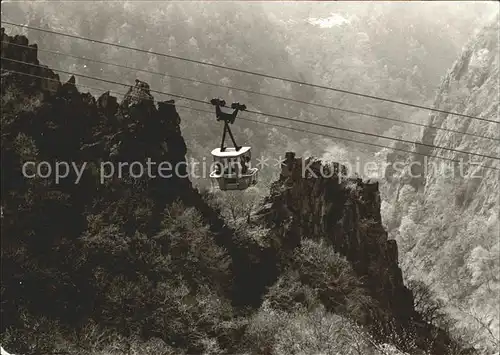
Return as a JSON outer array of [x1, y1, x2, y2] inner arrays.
[[381, 15, 500, 354]]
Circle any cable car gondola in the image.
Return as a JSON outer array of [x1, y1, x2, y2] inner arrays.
[[209, 98, 258, 191]]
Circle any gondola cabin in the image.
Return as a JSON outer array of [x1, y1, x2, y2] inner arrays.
[[208, 98, 259, 191], [210, 147, 258, 191]]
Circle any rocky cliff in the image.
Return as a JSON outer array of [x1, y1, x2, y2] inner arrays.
[[258, 154, 409, 314], [254, 153, 465, 353], [1, 27, 202, 332], [381, 15, 499, 352]]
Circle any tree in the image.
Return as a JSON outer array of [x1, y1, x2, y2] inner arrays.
[[213, 187, 261, 224], [407, 279, 450, 329]]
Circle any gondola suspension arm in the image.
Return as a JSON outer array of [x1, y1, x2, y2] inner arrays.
[[211, 98, 246, 152]]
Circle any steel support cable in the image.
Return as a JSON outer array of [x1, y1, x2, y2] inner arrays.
[[2, 20, 496, 123], [2, 57, 500, 162], [4, 68, 500, 172], [2, 40, 498, 142]]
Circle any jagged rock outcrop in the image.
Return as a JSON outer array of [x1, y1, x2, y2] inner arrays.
[[253, 152, 464, 353], [1, 27, 193, 199], [1, 28, 202, 332], [266, 153, 413, 319], [1, 27, 60, 93]]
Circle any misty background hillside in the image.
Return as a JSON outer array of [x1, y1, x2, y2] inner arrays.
[[1, 1, 499, 355], [2, 1, 496, 186]]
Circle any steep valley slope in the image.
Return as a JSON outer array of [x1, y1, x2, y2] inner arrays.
[[381, 15, 499, 353]]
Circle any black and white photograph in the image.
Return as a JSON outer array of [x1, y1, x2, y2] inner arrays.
[[0, 1, 499, 354]]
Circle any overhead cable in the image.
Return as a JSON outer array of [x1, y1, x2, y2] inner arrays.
[[2, 21, 496, 123]]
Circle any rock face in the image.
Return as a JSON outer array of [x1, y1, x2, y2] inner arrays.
[[381, 15, 499, 352], [417, 15, 499, 207]]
